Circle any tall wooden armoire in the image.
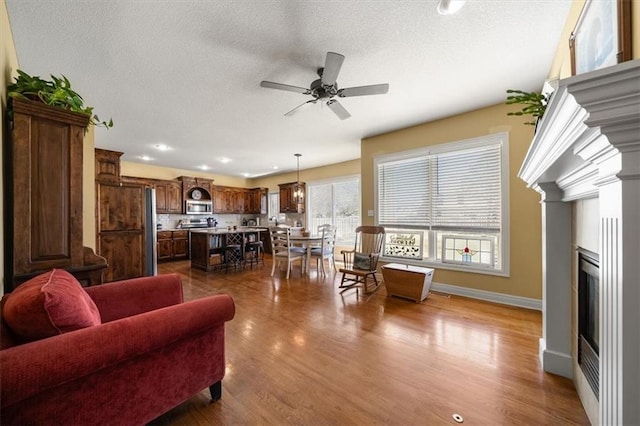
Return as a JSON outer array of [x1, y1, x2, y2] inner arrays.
[[4, 98, 106, 292]]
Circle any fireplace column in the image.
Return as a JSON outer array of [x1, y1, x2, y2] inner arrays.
[[569, 62, 640, 425], [537, 182, 572, 378]]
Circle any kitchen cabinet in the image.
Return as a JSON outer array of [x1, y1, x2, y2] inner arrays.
[[212, 186, 246, 213], [157, 231, 173, 260], [172, 230, 189, 259], [179, 176, 213, 206], [5, 98, 107, 291], [248, 188, 268, 214], [279, 182, 305, 213], [154, 180, 182, 214], [96, 180, 147, 282], [157, 230, 189, 261]]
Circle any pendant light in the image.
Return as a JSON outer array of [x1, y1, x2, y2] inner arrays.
[[293, 153, 304, 206]]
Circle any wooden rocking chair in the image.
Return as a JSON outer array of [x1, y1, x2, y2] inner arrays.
[[339, 226, 385, 293]]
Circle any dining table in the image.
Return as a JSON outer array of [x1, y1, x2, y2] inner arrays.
[[289, 234, 328, 274]]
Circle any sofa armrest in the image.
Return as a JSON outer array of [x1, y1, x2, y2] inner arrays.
[[0, 293, 235, 409], [85, 273, 184, 322]]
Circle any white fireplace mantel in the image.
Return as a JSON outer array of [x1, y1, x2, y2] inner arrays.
[[519, 59, 640, 425]]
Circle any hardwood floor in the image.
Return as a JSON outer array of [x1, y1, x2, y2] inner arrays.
[[150, 259, 589, 425]]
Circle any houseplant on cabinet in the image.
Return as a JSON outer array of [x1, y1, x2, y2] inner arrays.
[[7, 69, 113, 129], [505, 89, 549, 126]]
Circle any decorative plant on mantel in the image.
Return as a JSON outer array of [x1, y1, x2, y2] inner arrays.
[[7, 69, 113, 129], [505, 89, 549, 126]]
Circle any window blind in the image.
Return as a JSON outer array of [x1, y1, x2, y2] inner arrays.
[[377, 143, 501, 232], [378, 156, 430, 227], [432, 144, 501, 231]]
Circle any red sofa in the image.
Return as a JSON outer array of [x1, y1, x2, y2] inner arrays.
[[0, 272, 235, 425]]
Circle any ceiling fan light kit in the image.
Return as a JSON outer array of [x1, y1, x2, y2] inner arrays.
[[260, 52, 389, 120]]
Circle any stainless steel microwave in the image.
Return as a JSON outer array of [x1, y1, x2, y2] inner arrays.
[[185, 199, 212, 214]]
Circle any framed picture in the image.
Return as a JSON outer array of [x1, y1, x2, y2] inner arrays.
[[569, 0, 632, 76]]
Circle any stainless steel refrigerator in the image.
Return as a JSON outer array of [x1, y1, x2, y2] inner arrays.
[[145, 187, 158, 276]]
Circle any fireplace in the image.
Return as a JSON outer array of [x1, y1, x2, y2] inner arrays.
[[518, 60, 639, 423], [578, 249, 599, 400]]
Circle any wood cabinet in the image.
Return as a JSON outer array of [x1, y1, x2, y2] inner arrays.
[[249, 188, 268, 214], [212, 186, 267, 214], [179, 176, 213, 211], [212, 185, 246, 214], [157, 230, 189, 261], [172, 231, 189, 259], [154, 180, 182, 214], [5, 98, 106, 291], [157, 231, 174, 261], [96, 180, 147, 282], [279, 182, 305, 213]]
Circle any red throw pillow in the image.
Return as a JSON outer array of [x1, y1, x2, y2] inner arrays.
[[2, 269, 101, 342]]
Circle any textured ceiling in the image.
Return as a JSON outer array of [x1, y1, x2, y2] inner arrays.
[[6, 0, 572, 178]]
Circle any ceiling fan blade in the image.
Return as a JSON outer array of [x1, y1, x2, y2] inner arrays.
[[260, 81, 310, 94], [326, 99, 351, 120], [338, 83, 389, 97], [321, 52, 345, 86], [285, 99, 317, 117]]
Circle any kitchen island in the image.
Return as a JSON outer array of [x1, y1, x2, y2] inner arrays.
[[190, 228, 264, 272]]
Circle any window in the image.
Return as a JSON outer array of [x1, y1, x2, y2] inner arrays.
[[374, 133, 509, 275], [268, 192, 279, 221], [307, 176, 360, 249]]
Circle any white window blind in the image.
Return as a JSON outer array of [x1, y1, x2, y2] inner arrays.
[[377, 143, 501, 232], [378, 156, 430, 227], [433, 144, 501, 232]]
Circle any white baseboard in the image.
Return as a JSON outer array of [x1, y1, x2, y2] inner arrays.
[[539, 337, 573, 379], [430, 281, 542, 311]]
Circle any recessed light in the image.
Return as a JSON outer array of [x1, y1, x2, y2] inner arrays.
[[437, 0, 466, 15], [197, 165, 210, 170], [218, 157, 231, 164], [273, 166, 279, 170], [154, 144, 171, 151], [241, 172, 251, 177], [138, 155, 153, 161]]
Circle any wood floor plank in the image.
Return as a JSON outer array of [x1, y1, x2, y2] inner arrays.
[[149, 259, 589, 425]]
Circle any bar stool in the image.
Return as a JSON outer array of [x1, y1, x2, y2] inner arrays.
[[224, 244, 244, 272], [224, 232, 245, 273], [245, 240, 264, 269]]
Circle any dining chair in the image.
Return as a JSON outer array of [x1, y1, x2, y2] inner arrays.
[[269, 226, 304, 279], [339, 226, 385, 293], [310, 225, 337, 276], [317, 223, 333, 234]]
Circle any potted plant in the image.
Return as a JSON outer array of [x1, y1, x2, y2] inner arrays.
[[505, 89, 549, 126], [7, 69, 113, 129]]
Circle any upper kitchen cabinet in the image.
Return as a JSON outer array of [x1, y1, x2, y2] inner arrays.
[[249, 188, 268, 214], [95, 148, 123, 183], [154, 180, 182, 214], [179, 176, 212, 198], [179, 176, 213, 213], [212, 185, 243, 214], [279, 182, 305, 213]]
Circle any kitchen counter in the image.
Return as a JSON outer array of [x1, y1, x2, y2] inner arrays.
[[190, 227, 265, 235], [190, 227, 266, 272]]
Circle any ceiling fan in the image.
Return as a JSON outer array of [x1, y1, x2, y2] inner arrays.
[[260, 52, 389, 120]]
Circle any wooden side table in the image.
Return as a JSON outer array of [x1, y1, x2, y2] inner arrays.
[[381, 263, 434, 303]]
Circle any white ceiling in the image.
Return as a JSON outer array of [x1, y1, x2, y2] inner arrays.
[[6, 0, 572, 178]]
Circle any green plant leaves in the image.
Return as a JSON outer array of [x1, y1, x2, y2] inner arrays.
[[505, 89, 549, 126], [7, 69, 113, 130]]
